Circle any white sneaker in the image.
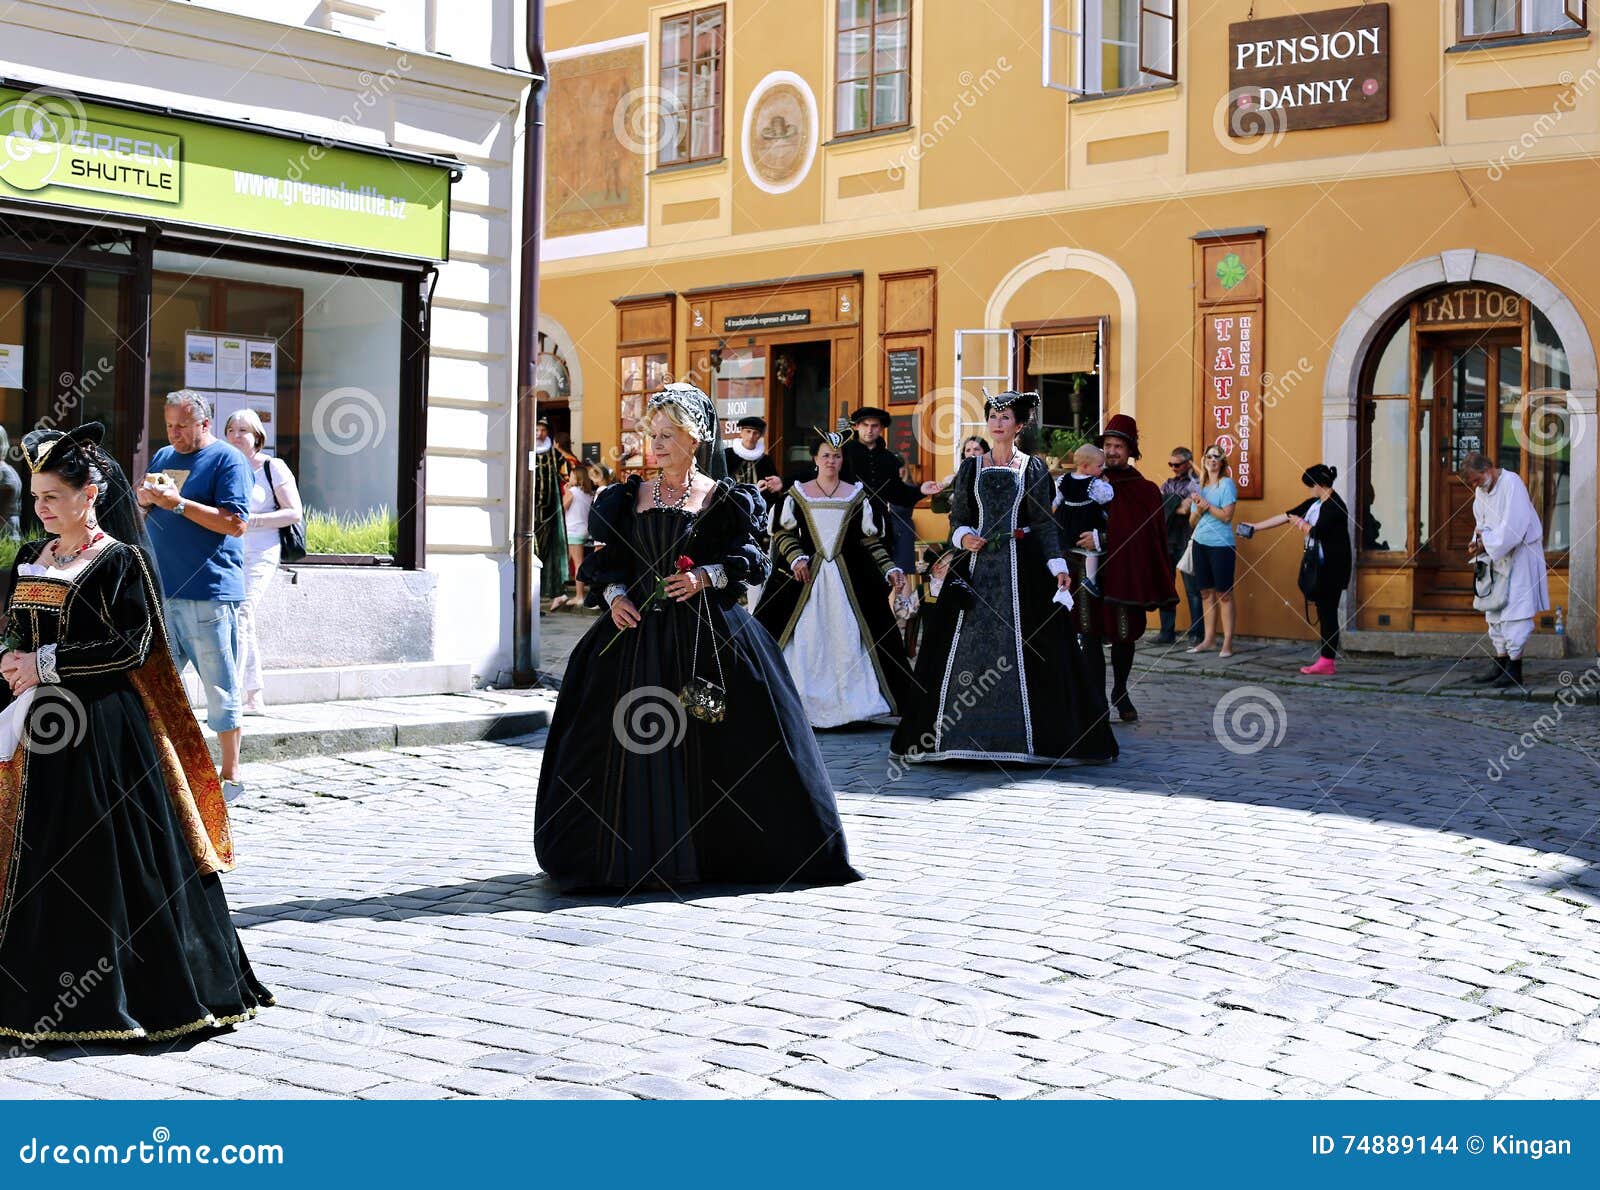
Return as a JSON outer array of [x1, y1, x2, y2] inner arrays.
[[222, 779, 246, 804]]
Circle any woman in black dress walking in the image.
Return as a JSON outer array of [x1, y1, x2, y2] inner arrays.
[[534, 384, 860, 893], [0, 422, 271, 1045]]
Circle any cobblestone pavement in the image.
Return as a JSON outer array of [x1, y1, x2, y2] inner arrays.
[[2, 680, 1598, 1100]]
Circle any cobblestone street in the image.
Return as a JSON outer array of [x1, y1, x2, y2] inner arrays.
[[3, 676, 1598, 1100]]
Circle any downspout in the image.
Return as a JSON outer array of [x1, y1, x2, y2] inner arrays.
[[513, 0, 548, 685]]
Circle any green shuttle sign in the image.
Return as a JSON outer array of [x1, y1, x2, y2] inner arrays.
[[0, 88, 451, 260]]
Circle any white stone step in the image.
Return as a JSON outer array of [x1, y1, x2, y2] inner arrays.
[[181, 660, 473, 708]]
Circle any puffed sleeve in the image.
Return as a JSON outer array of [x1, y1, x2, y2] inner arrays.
[[576, 480, 640, 608], [46, 546, 155, 681], [772, 494, 811, 572], [948, 456, 980, 549], [711, 482, 772, 592], [1023, 457, 1065, 572]]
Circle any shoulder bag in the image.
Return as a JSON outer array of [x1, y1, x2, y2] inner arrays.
[[267, 457, 308, 563]]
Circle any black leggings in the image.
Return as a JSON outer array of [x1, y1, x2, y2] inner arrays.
[[1313, 591, 1342, 659]]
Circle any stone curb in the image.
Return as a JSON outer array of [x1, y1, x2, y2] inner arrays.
[[214, 707, 552, 763]]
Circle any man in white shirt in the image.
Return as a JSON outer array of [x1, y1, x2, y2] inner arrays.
[[1463, 452, 1550, 690]]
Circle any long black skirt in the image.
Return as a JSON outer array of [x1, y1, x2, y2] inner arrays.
[[0, 678, 272, 1046], [891, 543, 1119, 766], [535, 597, 861, 893]]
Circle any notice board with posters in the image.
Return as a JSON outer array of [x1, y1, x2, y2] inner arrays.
[[1193, 230, 1265, 500]]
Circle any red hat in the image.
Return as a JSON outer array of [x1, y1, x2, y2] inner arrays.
[[1097, 414, 1141, 458]]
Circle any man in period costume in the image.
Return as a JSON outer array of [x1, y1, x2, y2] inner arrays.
[[1065, 413, 1177, 723], [840, 406, 941, 574], [1464, 452, 1550, 690], [724, 415, 784, 510], [533, 416, 570, 601]]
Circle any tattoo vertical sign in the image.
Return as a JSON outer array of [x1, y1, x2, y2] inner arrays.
[[1194, 230, 1266, 500]]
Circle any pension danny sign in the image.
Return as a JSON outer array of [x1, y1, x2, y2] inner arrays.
[[0, 88, 451, 259], [1228, 4, 1389, 135]]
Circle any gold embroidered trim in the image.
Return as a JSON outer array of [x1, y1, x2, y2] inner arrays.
[[0, 1000, 273, 1044], [10, 579, 69, 611]]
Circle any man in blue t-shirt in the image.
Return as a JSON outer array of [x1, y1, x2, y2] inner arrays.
[[138, 390, 253, 802]]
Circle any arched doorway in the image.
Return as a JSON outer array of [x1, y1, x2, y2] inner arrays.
[[1326, 252, 1596, 653]]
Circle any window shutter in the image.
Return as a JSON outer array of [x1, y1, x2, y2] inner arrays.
[[1140, 0, 1177, 81], [1567, 0, 1587, 28]]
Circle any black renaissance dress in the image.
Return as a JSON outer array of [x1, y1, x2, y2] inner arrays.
[[534, 443, 570, 589], [890, 455, 1118, 766], [534, 476, 860, 892], [0, 540, 271, 1045]]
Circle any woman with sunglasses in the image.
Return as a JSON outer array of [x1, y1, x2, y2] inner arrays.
[[1187, 446, 1238, 659]]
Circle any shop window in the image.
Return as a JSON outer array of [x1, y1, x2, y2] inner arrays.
[[1360, 398, 1409, 553], [1369, 318, 1410, 395], [1046, 0, 1177, 96], [1459, 0, 1585, 41], [150, 251, 408, 562], [835, 0, 912, 136], [659, 5, 725, 166]]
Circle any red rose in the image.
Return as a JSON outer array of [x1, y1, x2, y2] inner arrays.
[[1013, 528, 1027, 540], [675, 555, 694, 572]]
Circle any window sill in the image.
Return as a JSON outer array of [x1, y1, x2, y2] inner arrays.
[[825, 125, 914, 149], [286, 554, 400, 567], [1447, 28, 1589, 57], [648, 156, 727, 179], [1069, 81, 1180, 109]]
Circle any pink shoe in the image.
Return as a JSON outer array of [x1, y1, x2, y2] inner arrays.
[[1299, 657, 1336, 676]]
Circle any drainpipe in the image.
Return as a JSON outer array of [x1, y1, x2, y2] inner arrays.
[[512, 0, 547, 685]]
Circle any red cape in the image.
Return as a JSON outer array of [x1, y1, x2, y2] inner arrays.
[[1099, 465, 1178, 610]]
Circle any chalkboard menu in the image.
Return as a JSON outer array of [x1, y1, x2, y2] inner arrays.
[[581, 441, 602, 465], [888, 348, 921, 405]]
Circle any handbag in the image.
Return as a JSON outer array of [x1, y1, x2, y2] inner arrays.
[[1472, 554, 1511, 613], [680, 591, 727, 724], [1296, 540, 1323, 599], [1176, 538, 1196, 576], [267, 457, 308, 563]]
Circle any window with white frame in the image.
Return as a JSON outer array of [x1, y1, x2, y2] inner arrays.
[[1460, 0, 1585, 40], [1045, 0, 1177, 96]]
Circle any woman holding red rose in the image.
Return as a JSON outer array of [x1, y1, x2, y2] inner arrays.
[[534, 384, 860, 893], [890, 391, 1116, 767]]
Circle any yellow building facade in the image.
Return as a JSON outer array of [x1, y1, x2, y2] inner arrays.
[[538, 0, 1599, 655]]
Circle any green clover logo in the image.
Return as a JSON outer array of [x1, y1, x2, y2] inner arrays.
[[1216, 252, 1247, 292], [0, 100, 69, 193]]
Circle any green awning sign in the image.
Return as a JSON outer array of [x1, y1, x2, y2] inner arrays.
[[0, 88, 451, 260]]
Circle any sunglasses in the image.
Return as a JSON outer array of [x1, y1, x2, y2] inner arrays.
[[1168, 461, 1187, 468], [1205, 453, 1224, 461]]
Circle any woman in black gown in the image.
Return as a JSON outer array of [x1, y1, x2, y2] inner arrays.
[[890, 391, 1117, 767], [534, 384, 860, 893], [0, 423, 271, 1046]]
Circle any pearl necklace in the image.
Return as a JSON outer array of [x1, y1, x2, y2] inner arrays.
[[654, 465, 697, 511]]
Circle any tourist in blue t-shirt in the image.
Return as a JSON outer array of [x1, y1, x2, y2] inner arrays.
[[1186, 446, 1238, 659], [138, 390, 253, 801]]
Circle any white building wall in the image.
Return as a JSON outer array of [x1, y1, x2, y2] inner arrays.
[[0, 0, 531, 682]]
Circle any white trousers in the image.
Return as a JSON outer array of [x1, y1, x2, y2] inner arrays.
[[237, 554, 280, 696], [1487, 616, 1534, 659]]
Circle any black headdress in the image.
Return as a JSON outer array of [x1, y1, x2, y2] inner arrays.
[[22, 422, 160, 591], [645, 382, 727, 480], [982, 388, 1040, 424]]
